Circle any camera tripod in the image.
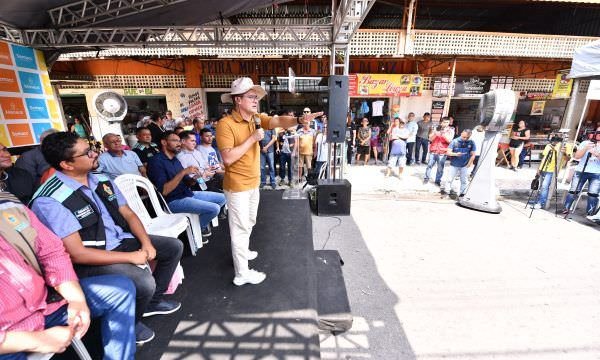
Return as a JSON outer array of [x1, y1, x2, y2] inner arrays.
[[563, 151, 593, 219], [525, 144, 559, 218]]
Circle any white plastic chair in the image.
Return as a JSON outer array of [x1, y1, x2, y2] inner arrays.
[[114, 174, 199, 254], [28, 338, 92, 360], [114, 174, 217, 256]]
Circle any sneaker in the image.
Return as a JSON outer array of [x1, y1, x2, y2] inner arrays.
[[271, 184, 277, 190], [247, 250, 258, 260], [135, 322, 155, 345], [586, 214, 600, 224], [532, 203, 542, 209], [233, 269, 266, 286], [143, 300, 182, 317], [434, 182, 441, 187], [422, 179, 429, 184], [449, 192, 458, 200], [440, 189, 448, 196]]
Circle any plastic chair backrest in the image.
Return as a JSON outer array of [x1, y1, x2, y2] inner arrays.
[[132, 175, 170, 217], [113, 175, 153, 225]]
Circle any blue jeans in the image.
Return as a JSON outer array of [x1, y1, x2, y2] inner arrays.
[[279, 152, 292, 181], [406, 142, 415, 165], [0, 275, 136, 360], [535, 171, 554, 206], [260, 151, 276, 186], [76, 236, 182, 321], [169, 191, 226, 228], [564, 171, 600, 214], [425, 153, 446, 183], [415, 137, 429, 163], [443, 165, 470, 194]]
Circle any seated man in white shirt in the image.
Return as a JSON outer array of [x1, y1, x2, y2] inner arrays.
[[196, 128, 225, 191], [177, 130, 223, 193]]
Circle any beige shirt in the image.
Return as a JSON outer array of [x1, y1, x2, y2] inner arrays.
[[216, 110, 271, 192]]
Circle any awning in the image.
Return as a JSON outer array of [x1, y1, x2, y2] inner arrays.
[[568, 40, 600, 79]]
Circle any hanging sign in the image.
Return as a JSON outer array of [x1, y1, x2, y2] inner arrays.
[[349, 74, 423, 97], [453, 76, 491, 97], [124, 88, 152, 96], [551, 71, 573, 99]]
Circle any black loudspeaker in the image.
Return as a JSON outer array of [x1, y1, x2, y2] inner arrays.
[[317, 179, 351, 215], [327, 75, 349, 143]]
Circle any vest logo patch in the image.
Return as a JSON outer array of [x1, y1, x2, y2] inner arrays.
[[102, 183, 117, 202], [74, 205, 94, 220], [2, 211, 27, 232]]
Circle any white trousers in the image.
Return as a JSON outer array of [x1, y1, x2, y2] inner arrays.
[[224, 188, 260, 277]]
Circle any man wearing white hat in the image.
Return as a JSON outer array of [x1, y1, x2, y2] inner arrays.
[[217, 77, 322, 286]]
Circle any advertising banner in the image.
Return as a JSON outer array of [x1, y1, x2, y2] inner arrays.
[[0, 40, 65, 147], [530, 101, 546, 115], [551, 71, 573, 99], [454, 76, 491, 97], [349, 74, 423, 97]]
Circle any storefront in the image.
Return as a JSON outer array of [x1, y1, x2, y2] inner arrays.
[[58, 87, 207, 140], [348, 73, 425, 126]]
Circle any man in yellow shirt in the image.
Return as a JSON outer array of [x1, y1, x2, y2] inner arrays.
[[216, 78, 322, 286]]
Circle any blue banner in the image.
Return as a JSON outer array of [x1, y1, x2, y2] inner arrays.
[[25, 98, 49, 119], [10, 44, 37, 70], [32, 122, 52, 143], [18, 71, 43, 94]]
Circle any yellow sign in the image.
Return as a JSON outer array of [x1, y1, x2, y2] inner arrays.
[[552, 72, 573, 98], [349, 74, 423, 97]]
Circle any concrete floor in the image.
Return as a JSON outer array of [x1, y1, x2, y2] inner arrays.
[[313, 163, 600, 360]]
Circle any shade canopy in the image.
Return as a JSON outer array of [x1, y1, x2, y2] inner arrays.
[[569, 40, 600, 79]]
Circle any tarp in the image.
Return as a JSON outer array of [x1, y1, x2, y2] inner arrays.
[[568, 40, 600, 79]]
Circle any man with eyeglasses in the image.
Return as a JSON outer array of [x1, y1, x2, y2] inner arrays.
[[217, 77, 322, 286], [0, 143, 36, 204], [30, 132, 183, 345]]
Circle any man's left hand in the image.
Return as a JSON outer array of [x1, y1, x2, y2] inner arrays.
[[142, 244, 157, 261], [300, 111, 324, 124], [67, 301, 91, 339]]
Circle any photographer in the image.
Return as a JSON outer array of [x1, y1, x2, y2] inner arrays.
[[530, 136, 562, 209], [423, 117, 454, 186], [563, 127, 600, 215]]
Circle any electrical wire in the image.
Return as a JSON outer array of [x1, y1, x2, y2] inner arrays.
[[320, 215, 342, 250]]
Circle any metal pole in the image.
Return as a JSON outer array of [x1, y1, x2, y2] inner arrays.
[[563, 78, 581, 141], [443, 58, 456, 117]]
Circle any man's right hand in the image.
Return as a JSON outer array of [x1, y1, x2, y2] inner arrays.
[[182, 166, 200, 176], [130, 249, 149, 265], [35, 326, 74, 353], [251, 128, 265, 142]]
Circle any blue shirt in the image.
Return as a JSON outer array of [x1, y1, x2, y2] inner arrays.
[[576, 141, 600, 174], [31, 171, 133, 251], [259, 130, 275, 153], [147, 152, 193, 203], [448, 138, 476, 167], [97, 150, 142, 180]]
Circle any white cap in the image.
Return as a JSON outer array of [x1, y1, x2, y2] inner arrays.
[[221, 77, 267, 103], [303, 107, 311, 113]]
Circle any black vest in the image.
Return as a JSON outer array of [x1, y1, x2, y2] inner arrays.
[[31, 173, 129, 249]]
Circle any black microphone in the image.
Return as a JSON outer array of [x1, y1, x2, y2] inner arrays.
[[253, 115, 261, 129]]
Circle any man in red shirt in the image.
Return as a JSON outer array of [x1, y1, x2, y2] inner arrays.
[[0, 193, 136, 359], [423, 117, 455, 186]]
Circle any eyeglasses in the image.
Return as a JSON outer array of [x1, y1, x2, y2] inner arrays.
[[244, 95, 259, 101], [71, 149, 95, 160]]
